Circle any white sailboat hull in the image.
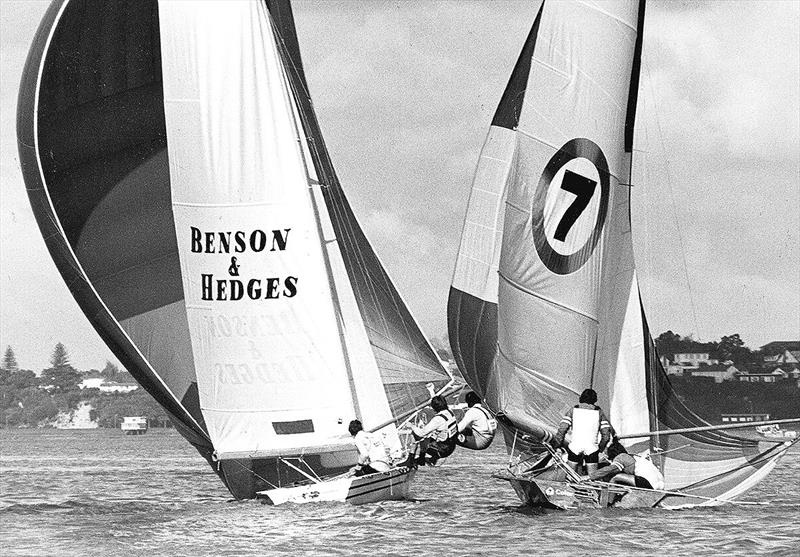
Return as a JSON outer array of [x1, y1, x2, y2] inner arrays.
[[257, 466, 416, 506]]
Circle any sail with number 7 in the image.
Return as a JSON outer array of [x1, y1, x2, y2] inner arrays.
[[448, 0, 796, 508], [17, 0, 453, 500]]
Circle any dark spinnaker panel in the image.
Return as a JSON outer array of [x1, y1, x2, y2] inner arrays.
[[266, 0, 451, 419], [491, 1, 544, 130], [447, 288, 498, 398], [17, 0, 209, 450]]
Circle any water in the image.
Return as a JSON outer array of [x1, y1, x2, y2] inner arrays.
[[1, 429, 798, 556]]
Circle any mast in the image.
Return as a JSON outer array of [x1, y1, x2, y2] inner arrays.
[[276, 30, 361, 420]]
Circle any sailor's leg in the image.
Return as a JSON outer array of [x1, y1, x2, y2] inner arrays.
[[610, 473, 637, 487], [584, 450, 600, 475], [565, 447, 580, 472]]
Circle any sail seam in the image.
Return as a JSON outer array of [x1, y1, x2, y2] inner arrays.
[[496, 342, 578, 396], [171, 201, 281, 208], [498, 271, 599, 323], [577, 1, 637, 32], [515, 127, 626, 184]]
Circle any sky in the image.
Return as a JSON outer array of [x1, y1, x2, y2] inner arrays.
[[0, 0, 798, 372]]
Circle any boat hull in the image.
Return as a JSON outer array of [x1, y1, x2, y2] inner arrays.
[[496, 471, 665, 510], [257, 466, 416, 505]]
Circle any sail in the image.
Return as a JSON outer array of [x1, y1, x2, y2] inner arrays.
[[18, 0, 450, 498], [269, 0, 453, 421], [16, 0, 212, 459], [448, 0, 791, 502]]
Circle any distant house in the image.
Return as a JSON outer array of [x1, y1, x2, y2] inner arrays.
[[79, 373, 105, 390], [687, 364, 738, 383], [770, 350, 800, 365], [736, 369, 788, 383], [760, 341, 800, 356], [673, 352, 719, 366], [98, 381, 139, 394], [721, 412, 770, 423]]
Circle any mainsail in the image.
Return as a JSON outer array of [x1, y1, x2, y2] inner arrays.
[[448, 0, 791, 503], [18, 0, 451, 499]]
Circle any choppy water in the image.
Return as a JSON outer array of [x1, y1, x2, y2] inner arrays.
[[1, 429, 798, 556]]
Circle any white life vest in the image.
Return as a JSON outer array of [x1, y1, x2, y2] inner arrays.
[[434, 409, 458, 442], [568, 407, 600, 455], [633, 454, 665, 490]]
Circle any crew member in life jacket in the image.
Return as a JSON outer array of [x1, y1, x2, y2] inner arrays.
[[583, 439, 665, 490], [410, 395, 458, 466], [551, 388, 611, 475], [348, 420, 391, 477], [456, 392, 497, 450]]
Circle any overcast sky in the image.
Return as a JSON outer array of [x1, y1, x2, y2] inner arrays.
[[1, 0, 798, 371]]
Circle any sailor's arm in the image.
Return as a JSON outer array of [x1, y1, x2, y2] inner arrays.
[[598, 409, 612, 451], [551, 409, 573, 447], [411, 415, 445, 439], [585, 460, 624, 481], [457, 408, 477, 433], [354, 435, 371, 465]]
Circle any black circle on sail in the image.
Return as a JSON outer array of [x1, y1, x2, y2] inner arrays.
[[531, 138, 610, 275]]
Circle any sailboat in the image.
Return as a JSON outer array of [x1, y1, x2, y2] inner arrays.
[[448, 0, 798, 509], [17, 0, 453, 502]]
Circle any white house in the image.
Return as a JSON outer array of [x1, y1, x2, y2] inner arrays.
[[687, 364, 738, 383], [673, 353, 718, 366], [98, 381, 139, 394], [737, 369, 788, 383], [79, 376, 105, 389]]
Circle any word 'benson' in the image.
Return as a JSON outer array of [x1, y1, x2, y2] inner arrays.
[[202, 275, 298, 301], [191, 227, 290, 253]]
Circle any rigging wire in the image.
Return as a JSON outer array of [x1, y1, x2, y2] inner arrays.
[[642, 56, 702, 339]]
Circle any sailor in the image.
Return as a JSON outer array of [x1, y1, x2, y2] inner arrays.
[[551, 388, 611, 475], [348, 419, 391, 477], [583, 439, 665, 490], [410, 395, 458, 465], [456, 392, 497, 450]]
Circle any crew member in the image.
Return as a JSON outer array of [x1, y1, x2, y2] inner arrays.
[[348, 419, 391, 477], [410, 395, 458, 465], [551, 388, 611, 475], [583, 439, 665, 490], [456, 392, 497, 450]]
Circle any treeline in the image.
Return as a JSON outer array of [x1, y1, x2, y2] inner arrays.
[[0, 343, 169, 428], [655, 331, 762, 367]]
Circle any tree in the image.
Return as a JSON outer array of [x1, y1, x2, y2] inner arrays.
[[718, 333, 752, 364], [101, 361, 121, 379], [8, 369, 37, 389], [655, 331, 682, 356], [41, 366, 81, 392], [2, 346, 19, 373], [50, 343, 70, 368]]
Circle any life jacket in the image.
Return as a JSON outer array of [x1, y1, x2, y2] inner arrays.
[[434, 409, 458, 442], [568, 406, 600, 455], [474, 405, 498, 435], [633, 455, 665, 490]]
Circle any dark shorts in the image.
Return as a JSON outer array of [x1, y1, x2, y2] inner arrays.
[[426, 438, 456, 460], [634, 476, 653, 489], [419, 438, 457, 465], [354, 464, 381, 477], [566, 447, 599, 464]]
